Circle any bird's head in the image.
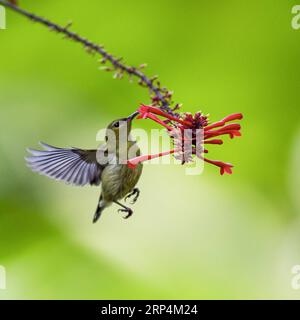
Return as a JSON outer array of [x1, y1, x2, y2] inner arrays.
[[106, 111, 139, 142]]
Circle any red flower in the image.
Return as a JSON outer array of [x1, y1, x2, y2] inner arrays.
[[127, 105, 243, 175]]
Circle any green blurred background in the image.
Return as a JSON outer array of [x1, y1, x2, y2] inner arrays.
[[0, 0, 300, 299]]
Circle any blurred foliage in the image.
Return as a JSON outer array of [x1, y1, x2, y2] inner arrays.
[[0, 0, 300, 299]]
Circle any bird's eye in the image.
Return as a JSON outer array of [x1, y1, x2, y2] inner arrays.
[[113, 121, 119, 128]]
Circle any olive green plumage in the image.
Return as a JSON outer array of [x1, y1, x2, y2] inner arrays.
[[101, 155, 142, 202], [26, 112, 142, 223], [94, 115, 143, 221]]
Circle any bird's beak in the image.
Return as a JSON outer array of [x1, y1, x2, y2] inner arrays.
[[127, 111, 139, 122]]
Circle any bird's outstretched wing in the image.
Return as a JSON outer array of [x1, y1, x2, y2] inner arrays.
[[25, 142, 103, 186]]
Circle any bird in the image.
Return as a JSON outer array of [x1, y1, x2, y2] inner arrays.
[[25, 112, 143, 223]]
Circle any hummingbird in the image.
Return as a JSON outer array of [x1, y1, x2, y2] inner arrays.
[[25, 112, 143, 223]]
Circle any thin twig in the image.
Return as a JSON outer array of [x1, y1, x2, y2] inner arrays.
[[0, 0, 176, 112]]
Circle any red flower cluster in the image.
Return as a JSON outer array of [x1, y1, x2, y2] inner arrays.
[[127, 105, 243, 175]]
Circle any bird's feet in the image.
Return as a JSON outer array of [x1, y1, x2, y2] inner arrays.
[[125, 188, 140, 204], [118, 207, 133, 219]]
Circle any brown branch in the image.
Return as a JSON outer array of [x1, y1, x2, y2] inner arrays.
[[0, 0, 178, 112]]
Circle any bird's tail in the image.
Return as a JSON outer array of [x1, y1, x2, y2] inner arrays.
[[93, 194, 105, 223]]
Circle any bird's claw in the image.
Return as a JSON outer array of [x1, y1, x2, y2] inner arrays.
[[125, 188, 140, 204], [118, 208, 133, 219]]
